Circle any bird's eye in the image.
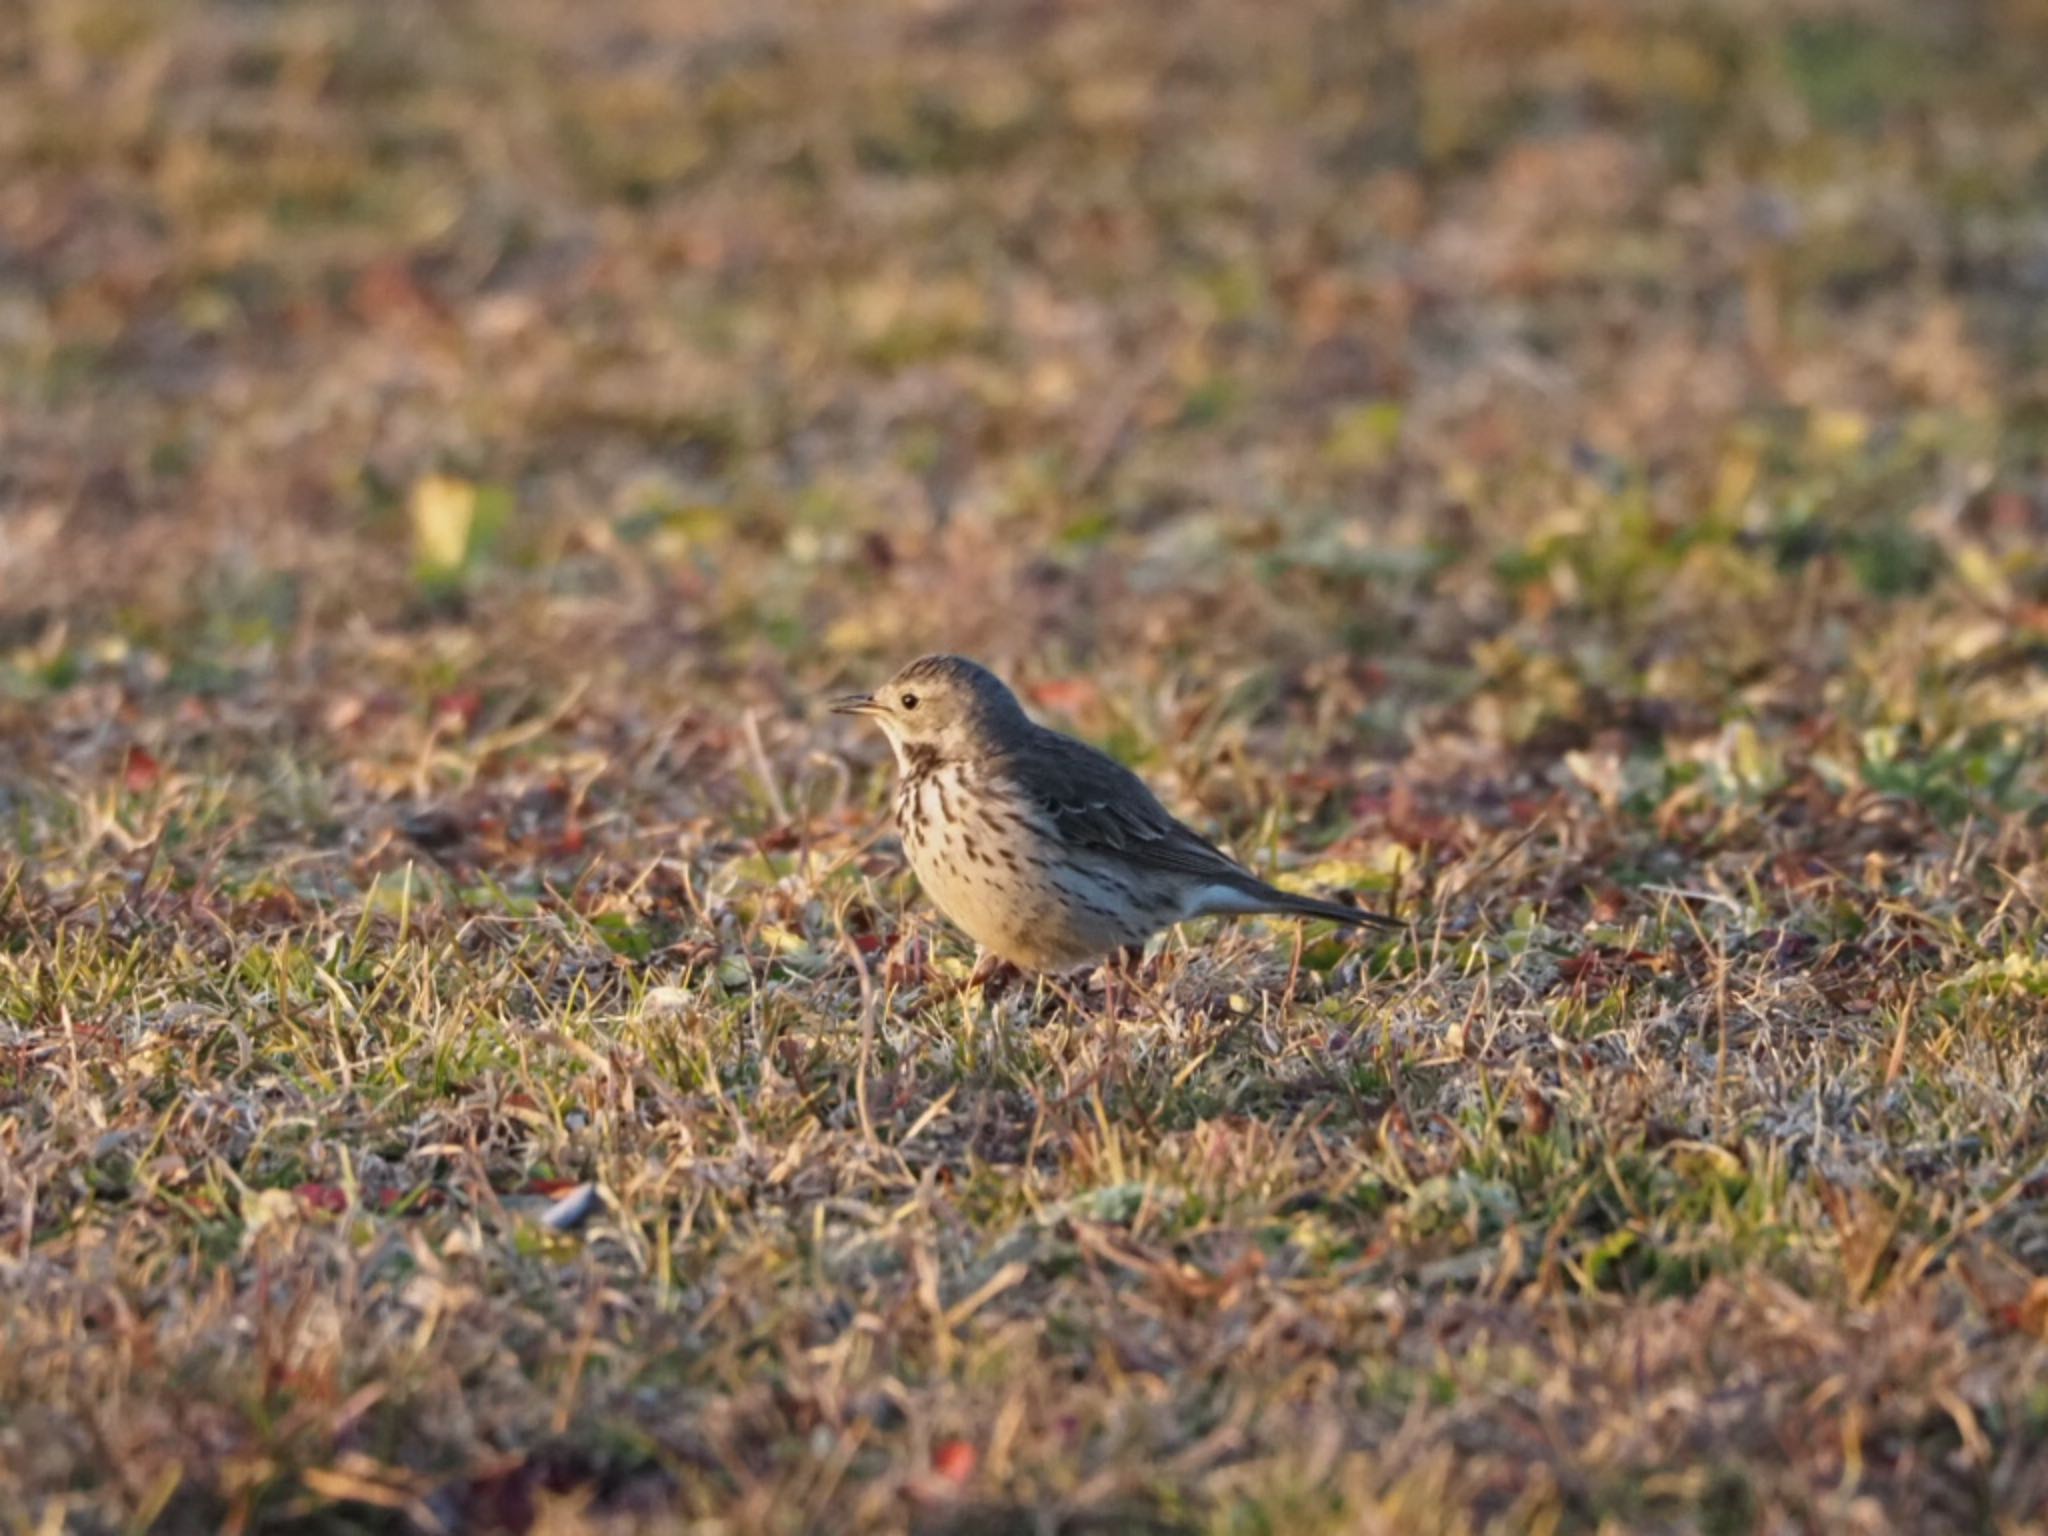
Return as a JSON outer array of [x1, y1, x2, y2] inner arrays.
[[899, 692, 919, 710]]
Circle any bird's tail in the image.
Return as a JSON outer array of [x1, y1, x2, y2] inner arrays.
[[1201, 879, 1405, 930]]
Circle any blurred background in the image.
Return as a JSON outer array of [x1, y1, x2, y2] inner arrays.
[[5, 0, 2044, 747]]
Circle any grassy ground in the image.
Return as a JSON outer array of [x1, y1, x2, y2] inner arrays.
[[5, 0, 2048, 1530]]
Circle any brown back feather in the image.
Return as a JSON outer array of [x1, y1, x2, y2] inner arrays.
[[1000, 726, 1270, 891], [999, 723, 1403, 928]]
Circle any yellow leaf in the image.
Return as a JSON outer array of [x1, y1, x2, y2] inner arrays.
[[410, 475, 477, 575], [1807, 409, 1868, 457]]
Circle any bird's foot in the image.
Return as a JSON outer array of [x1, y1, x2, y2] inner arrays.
[[967, 952, 1026, 995], [882, 935, 932, 990], [1091, 943, 1152, 1020]]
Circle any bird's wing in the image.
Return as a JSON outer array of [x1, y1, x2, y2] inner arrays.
[[1007, 729, 1264, 889]]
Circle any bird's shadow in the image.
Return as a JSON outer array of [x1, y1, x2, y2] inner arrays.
[[840, 942, 1406, 1167]]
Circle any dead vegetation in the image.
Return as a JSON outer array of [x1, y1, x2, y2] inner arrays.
[[4, 0, 2048, 1530]]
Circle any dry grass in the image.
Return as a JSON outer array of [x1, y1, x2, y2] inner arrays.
[[5, 0, 2048, 1531]]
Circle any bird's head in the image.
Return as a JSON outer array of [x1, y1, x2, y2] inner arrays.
[[831, 654, 1028, 770]]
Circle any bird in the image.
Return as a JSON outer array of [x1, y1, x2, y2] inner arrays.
[[832, 655, 1401, 976]]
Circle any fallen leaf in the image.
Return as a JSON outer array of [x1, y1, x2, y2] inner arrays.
[[123, 745, 161, 792], [931, 1440, 976, 1485], [411, 475, 478, 575], [294, 1182, 349, 1214]]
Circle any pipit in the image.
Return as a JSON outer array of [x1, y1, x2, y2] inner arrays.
[[833, 655, 1400, 976]]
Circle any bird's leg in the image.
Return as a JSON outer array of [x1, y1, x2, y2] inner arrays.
[[967, 948, 1024, 995], [1096, 942, 1148, 1022], [1092, 942, 1150, 1108]]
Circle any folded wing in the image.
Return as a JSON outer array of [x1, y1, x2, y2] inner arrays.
[[1008, 728, 1400, 927]]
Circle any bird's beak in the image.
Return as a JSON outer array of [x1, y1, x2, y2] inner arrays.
[[831, 692, 882, 717]]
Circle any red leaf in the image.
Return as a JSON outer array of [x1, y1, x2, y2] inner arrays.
[[1588, 885, 1627, 922], [294, 1182, 348, 1214], [1556, 951, 1602, 983], [931, 1440, 977, 1485], [433, 688, 485, 730], [1027, 677, 1098, 714], [351, 257, 442, 326], [123, 745, 161, 792]]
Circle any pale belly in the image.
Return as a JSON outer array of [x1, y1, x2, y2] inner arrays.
[[896, 766, 1175, 971]]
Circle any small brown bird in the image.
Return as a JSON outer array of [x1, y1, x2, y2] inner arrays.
[[833, 655, 1400, 974]]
